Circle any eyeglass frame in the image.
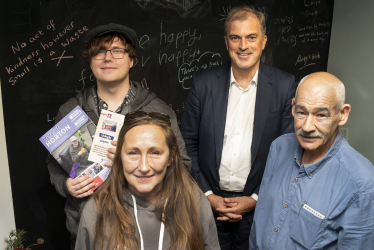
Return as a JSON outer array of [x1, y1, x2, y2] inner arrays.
[[124, 111, 171, 126], [94, 48, 129, 60]]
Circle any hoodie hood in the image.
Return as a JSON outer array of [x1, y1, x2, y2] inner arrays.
[[74, 81, 157, 124], [123, 190, 156, 212]]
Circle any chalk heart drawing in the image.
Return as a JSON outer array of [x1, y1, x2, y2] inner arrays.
[[178, 51, 222, 89]]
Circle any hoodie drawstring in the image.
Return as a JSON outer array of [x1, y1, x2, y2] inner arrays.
[[132, 195, 165, 250]]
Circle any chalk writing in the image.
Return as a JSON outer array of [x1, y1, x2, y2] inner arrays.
[[168, 103, 184, 125], [273, 16, 294, 25], [77, 68, 95, 92], [160, 23, 201, 48], [140, 78, 149, 89], [5, 19, 89, 86], [304, 0, 321, 7], [178, 51, 222, 89], [51, 50, 73, 66], [306, 10, 318, 17], [47, 114, 56, 123], [295, 52, 320, 70], [159, 47, 199, 67], [278, 35, 297, 46]]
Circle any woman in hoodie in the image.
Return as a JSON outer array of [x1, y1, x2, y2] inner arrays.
[[75, 111, 219, 250]]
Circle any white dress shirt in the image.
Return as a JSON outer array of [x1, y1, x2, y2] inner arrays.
[[205, 68, 258, 201]]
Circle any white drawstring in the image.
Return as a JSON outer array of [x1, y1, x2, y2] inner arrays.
[[132, 195, 165, 250]]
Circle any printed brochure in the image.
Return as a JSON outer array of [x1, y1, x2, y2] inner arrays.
[[88, 109, 125, 164], [39, 105, 110, 191]]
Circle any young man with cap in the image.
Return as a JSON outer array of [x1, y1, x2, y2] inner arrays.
[[46, 23, 191, 249]]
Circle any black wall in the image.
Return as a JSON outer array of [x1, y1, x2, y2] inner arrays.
[[0, 0, 334, 248]]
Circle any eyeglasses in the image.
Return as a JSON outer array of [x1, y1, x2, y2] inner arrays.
[[125, 111, 171, 126], [94, 48, 128, 60]]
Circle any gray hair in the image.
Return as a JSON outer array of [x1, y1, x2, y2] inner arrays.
[[296, 73, 345, 113], [224, 5, 266, 36]]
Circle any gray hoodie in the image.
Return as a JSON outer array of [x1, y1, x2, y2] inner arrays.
[[75, 189, 220, 250], [46, 82, 192, 247]]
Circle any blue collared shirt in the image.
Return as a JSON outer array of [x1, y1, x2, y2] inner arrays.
[[249, 133, 374, 250]]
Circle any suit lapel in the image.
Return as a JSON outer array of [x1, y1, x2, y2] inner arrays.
[[212, 63, 231, 168], [251, 63, 274, 164]]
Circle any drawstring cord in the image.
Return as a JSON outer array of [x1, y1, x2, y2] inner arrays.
[[132, 195, 165, 250]]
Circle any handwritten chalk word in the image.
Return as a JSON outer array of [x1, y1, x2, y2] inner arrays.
[[278, 26, 291, 34], [5, 50, 40, 74], [178, 51, 222, 89], [306, 10, 318, 17], [77, 68, 95, 92], [40, 21, 76, 50], [297, 24, 318, 31], [6, 57, 42, 85], [133, 55, 151, 68], [158, 47, 199, 67], [140, 78, 149, 89], [11, 31, 45, 54], [295, 54, 309, 66], [278, 35, 297, 46], [319, 22, 331, 27], [51, 50, 73, 66], [169, 103, 184, 114], [8, 66, 30, 85], [11, 42, 27, 54], [47, 114, 56, 123], [304, 0, 321, 7], [8, 56, 42, 85], [273, 16, 293, 25], [61, 26, 89, 47], [10, 20, 55, 54], [159, 23, 201, 48], [139, 35, 149, 49], [28, 30, 46, 43], [295, 53, 320, 70]]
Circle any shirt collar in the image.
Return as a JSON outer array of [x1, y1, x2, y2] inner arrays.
[[92, 81, 137, 115], [294, 132, 344, 176], [230, 67, 259, 90]]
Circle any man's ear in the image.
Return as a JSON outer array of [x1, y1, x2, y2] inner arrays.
[[291, 98, 296, 116], [338, 104, 351, 126], [224, 36, 228, 50], [262, 35, 267, 50]]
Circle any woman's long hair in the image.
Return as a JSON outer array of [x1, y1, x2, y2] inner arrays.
[[92, 116, 205, 250]]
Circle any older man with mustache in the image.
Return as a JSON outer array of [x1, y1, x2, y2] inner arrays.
[[249, 72, 374, 250]]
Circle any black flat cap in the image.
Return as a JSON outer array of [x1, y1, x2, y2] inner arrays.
[[84, 23, 138, 49]]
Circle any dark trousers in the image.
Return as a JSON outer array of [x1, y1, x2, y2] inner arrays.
[[214, 190, 253, 250]]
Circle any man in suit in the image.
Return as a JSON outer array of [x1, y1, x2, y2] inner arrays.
[[180, 5, 296, 250]]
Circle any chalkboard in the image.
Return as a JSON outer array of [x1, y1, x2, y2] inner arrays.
[[0, 0, 334, 248]]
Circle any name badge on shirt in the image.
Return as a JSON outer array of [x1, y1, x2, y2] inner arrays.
[[302, 204, 325, 219]]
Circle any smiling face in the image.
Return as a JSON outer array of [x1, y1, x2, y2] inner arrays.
[[121, 124, 172, 203], [90, 37, 134, 87], [292, 74, 350, 161], [224, 13, 267, 76]]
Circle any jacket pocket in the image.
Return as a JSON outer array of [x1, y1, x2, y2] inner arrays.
[[289, 207, 326, 249]]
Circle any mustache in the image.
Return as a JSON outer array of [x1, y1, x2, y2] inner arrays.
[[297, 129, 324, 139]]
